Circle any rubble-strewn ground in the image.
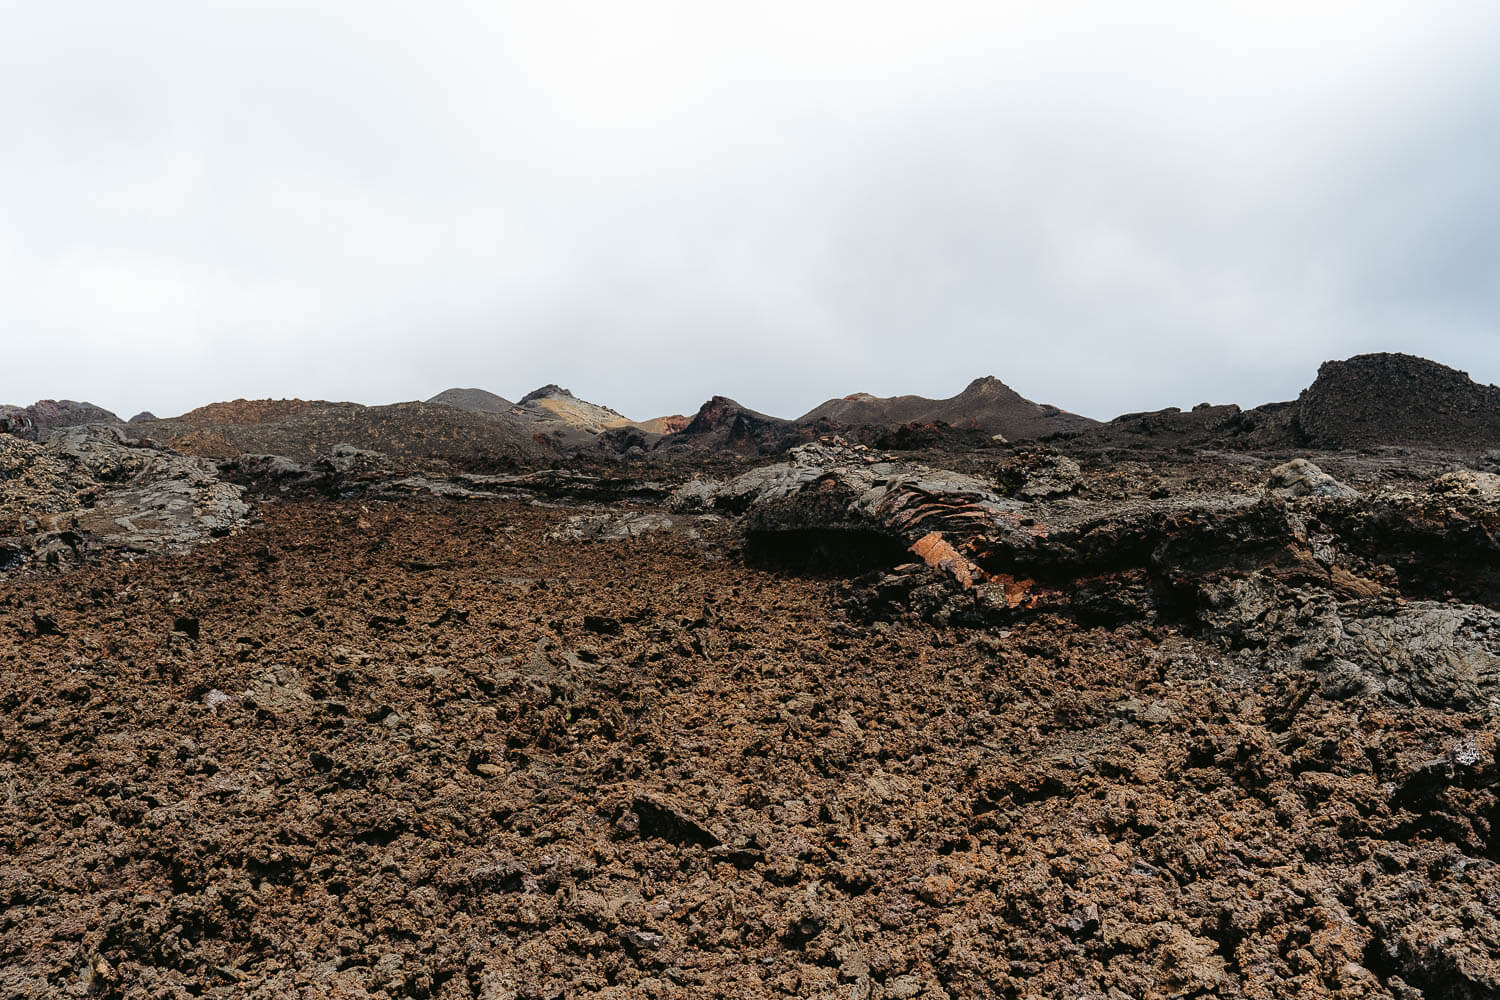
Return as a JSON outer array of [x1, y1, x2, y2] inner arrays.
[[3, 450, 1497, 998]]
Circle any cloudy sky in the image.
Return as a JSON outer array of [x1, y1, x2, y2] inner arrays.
[[4, 2, 1499, 421]]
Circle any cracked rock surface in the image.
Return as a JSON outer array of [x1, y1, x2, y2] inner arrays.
[[1, 426, 250, 575]]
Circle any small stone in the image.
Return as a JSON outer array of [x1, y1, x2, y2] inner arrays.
[[622, 929, 664, 952], [1060, 902, 1101, 939], [918, 875, 955, 906]]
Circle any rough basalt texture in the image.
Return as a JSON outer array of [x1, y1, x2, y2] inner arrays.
[[5, 418, 1500, 998], [683, 440, 1500, 713], [2, 497, 1498, 999]]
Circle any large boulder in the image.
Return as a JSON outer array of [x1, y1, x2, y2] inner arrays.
[[1266, 458, 1360, 499]]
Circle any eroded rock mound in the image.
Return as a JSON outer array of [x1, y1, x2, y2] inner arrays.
[[1296, 352, 1500, 450], [1266, 458, 1360, 499]]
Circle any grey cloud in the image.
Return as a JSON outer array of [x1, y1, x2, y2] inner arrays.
[[2, 2, 1498, 421]]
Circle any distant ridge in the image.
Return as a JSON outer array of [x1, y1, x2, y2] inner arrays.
[[11, 351, 1496, 461], [798, 376, 1098, 440]]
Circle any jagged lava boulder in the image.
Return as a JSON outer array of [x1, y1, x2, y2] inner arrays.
[[0, 425, 250, 573]]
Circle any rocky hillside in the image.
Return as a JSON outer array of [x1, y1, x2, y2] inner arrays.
[[1295, 352, 1500, 450]]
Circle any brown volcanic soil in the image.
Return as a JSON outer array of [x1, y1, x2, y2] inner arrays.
[[3, 494, 1497, 998]]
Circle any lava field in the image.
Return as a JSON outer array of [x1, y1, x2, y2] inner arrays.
[[3, 455, 1497, 998]]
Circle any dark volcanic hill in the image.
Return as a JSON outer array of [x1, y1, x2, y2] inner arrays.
[[1294, 353, 1500, 450], [667, 396, 809, 455], [425, 387, 515, 414], [798, 376, 1098, 440]]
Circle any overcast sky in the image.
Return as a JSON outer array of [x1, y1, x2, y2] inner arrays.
[[4, 2, 1499, 421]]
